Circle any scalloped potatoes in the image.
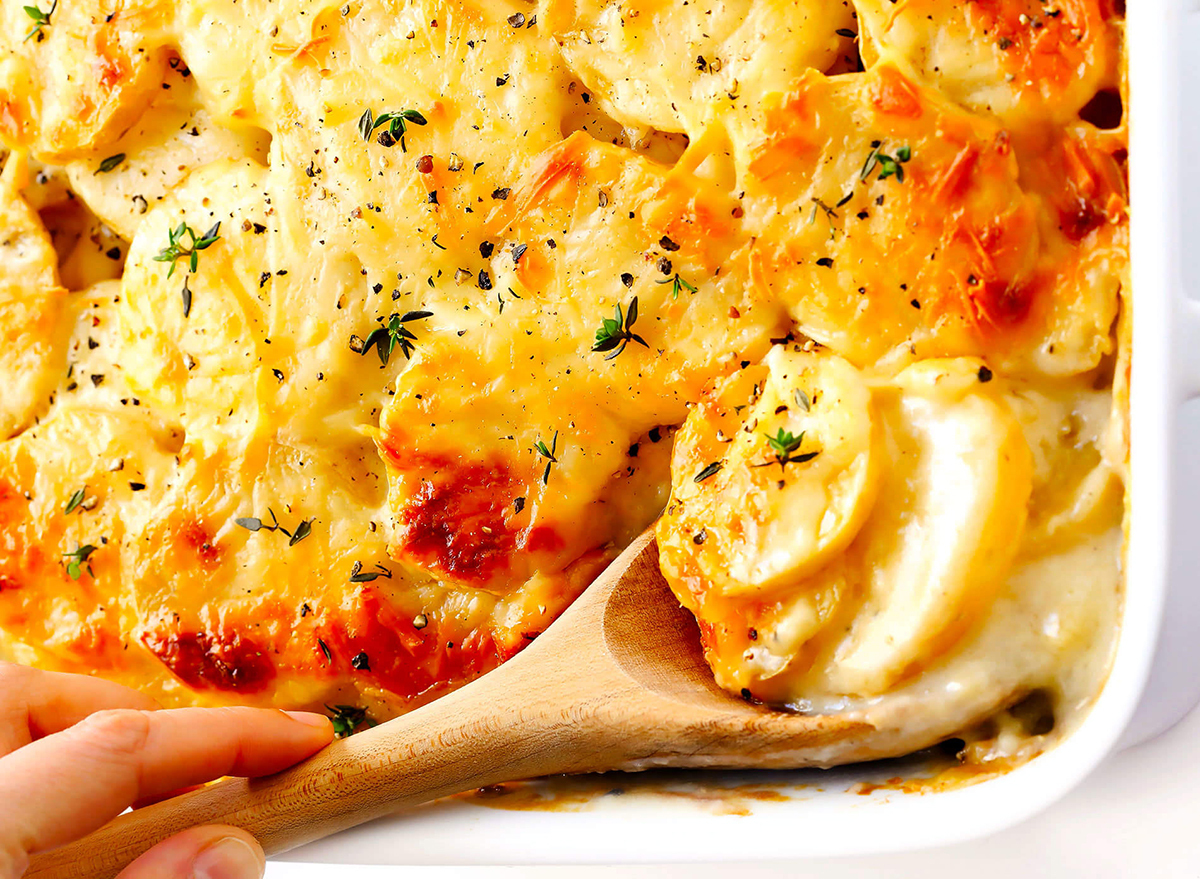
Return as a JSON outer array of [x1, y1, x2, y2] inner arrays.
[[0, 0, 1126, 760]]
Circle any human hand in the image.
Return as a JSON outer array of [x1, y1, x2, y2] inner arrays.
[[0, 663, 333, 878]]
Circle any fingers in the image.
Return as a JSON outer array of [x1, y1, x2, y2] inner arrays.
[[116, 825, 265, 879], [0, 705, 332, 856], [0, 663, 159, 754]]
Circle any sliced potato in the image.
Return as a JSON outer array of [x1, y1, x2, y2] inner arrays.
[[0, 154, 68, 438], [0, 2, 171, 161], [541, 0, 852, 134], [856, 0, 1121, 128], [659, 354, 1035, 703], [702, 346, 881, 595], [828, 359, 1033, 694], [659, 346, 882, 605]]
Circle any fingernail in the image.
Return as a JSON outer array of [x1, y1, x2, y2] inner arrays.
[[192, 836, 264, 879], [284, 710, 331, 729]]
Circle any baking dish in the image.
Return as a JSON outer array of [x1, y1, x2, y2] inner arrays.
[[272, 0, 1189, 864]]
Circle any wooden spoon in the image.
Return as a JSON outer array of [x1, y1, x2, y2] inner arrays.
[[27, 530, 886, 878]]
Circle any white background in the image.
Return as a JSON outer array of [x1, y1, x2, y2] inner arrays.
[[267, 9, 1200, 877]]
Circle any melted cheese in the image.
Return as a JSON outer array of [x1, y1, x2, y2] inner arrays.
[[0, 0, 1127, 758]]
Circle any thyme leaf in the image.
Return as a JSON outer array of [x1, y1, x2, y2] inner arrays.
[[62, 543, 97, 580], [327, 704, 377, 738], [64, 487, 86, 515], [236, 509, 313, 547], [96, 153, 126, 174], [360, 107, 429, 152], [860, 142, 912, 184], [591, 296, 649, 360], [535, 430, 559, 484], [757, 428, 820, 469], [23, 0, 56, 42], [655, 273, 697, 300], [153, 221, 221, 278]]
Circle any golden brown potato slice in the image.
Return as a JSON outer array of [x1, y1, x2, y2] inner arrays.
[[65, 59, 272, 241], [0, 1, 172, 161], [0, 154, 68, 438], [729, 66, 1122, 378], [659, 352, 1034, 702], [856, 0, 1122, 128], [541, 0, 853, 133]]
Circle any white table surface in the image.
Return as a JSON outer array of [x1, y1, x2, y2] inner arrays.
[[268, 10, 1200, 876]]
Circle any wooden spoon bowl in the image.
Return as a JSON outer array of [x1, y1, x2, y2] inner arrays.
[[27, 531, 898, 878]]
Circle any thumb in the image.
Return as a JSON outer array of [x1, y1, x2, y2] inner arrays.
[[115, 825, 265, 879]]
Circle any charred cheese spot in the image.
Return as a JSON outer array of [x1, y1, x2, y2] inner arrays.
[[177, 520, 224, 570], [141, 624, 276, 693], [314, 586, 507, 702], [387, 452, 525, 587]]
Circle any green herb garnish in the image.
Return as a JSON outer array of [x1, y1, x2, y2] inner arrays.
[[358, 108, 428, 152], [327, 704, 377, 738], [592, 296, 648, 360], [860, 143, 912, 184], [96, 154, 125, 174], [694, 461, 723, 483], [808, 198, 838, 239], [64, 487, 86, 515], [349, 561, 393, 583], [758, 428, 819, 469], [23, 0, 56, 42], [236, 508, 313, 546], [153, 221, 221, 277], [62, 543, 97, 580], [358, 310, 432, 366], [655, 273, 697, 300], [535, 431, 559, 484]]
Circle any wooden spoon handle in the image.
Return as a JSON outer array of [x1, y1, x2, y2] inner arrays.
[[24, 662, 603, 879]]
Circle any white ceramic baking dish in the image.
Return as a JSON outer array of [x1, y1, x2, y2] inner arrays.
[[282, 0, 1196, 863]]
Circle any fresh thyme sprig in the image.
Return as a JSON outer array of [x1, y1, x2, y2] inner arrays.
[[655, 273, 697, 300], [153, 221, 221, 278], [860, 143, 912, 184], [235, 508, 314, 546], [326, 704, 377, 738], [535, 430, 559, 484], [756, 428, 819, 469], [358, 108, 429, 152], [62, 544, 97, 580], [591, 296, 648, 360], [356, 310, 432, 367], [23, 0, 56, 42]]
